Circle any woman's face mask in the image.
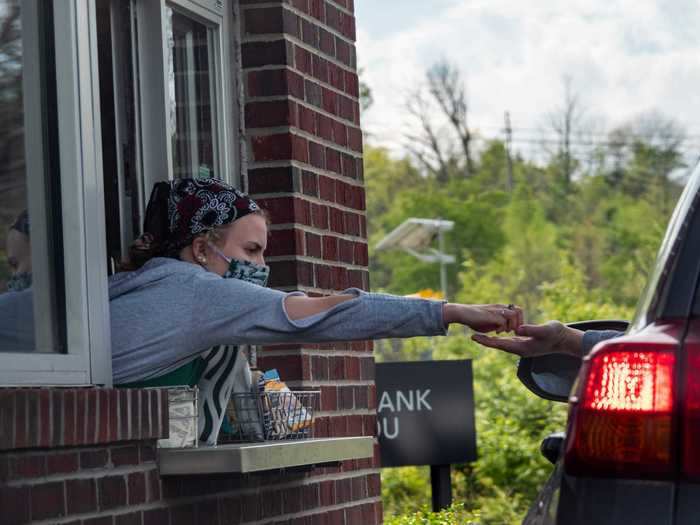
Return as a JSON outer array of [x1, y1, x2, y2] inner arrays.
[[7, 271, 32, 292], [209, 244, 269, 287]]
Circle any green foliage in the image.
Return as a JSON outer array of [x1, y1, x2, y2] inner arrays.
[[384, 503, 481, 525], [365, 113, 684, 522]]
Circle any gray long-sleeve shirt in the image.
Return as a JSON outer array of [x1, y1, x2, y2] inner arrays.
[[109, 258, 447, 383]]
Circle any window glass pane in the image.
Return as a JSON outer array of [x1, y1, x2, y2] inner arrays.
[[0, 0, 65, 353], [167, 7, 217, 179]]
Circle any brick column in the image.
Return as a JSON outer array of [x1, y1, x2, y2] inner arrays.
[[241, 0, 381, 522]]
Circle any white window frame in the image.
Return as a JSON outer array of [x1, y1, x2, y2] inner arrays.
[[0, 0, 112, 386], [135, 0, 237, 195]]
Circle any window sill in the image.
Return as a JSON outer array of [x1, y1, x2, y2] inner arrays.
[[157, 436, 374, 475]]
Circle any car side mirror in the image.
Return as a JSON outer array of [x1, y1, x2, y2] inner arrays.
[[516, 320, 630, 402]]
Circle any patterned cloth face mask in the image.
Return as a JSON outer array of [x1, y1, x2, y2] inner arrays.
[[7, 272, 32, 292], [209, 244, 269, 287]]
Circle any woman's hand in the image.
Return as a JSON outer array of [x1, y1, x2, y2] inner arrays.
[[471, 321, 584, 358], [443, 303, 523, 333]]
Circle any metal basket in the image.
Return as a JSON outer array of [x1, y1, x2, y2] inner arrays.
[[221, 390, 320, 443]]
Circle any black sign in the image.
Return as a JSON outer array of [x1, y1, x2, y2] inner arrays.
[[376, 360, 477, 467]]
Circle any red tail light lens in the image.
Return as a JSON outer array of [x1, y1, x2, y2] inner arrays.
[[682, 340, 700, 478], [565, 339, 676, 479]]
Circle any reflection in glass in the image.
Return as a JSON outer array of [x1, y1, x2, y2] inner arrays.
[[167, 8, 217, 179], [0, 0, 64, 353]]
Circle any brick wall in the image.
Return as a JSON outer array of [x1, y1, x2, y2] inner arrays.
[[1, 1, 378, 524], [241, 0, 380, 523]]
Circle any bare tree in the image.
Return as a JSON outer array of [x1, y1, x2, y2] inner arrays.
[[403, 60, 473, 182], [426, 61, 473, 177], [545, 76, 584, 186]]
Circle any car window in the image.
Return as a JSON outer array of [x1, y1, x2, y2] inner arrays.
[[631, 161, 700, 331]]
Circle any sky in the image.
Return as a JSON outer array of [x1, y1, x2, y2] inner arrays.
[[354, 0, 700, 161]]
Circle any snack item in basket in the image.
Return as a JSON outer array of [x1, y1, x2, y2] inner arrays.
[[259, 369, 312, 438]]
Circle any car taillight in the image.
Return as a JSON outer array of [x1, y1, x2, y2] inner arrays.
[[682, 339, 700, 479], [564, 337, 678, 479]]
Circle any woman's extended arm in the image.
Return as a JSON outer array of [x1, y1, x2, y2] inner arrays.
[[285, 294, 522, 332]]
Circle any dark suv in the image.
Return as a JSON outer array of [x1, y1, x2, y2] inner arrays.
[[520, 160, 700, 525]]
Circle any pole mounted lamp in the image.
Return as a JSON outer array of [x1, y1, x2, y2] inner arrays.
[[375, 218, 455, 300]]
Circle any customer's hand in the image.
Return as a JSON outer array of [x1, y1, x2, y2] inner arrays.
[[443, 303, 523, 333], [471, 321, 584, 358]]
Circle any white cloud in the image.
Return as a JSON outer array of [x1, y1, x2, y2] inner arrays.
[[356, 0, 700, 157]]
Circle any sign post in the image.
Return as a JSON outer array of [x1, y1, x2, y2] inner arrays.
[[376, 360, 477, 512]]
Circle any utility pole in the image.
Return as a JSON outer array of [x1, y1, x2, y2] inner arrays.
[[504, 111, 514, 192]]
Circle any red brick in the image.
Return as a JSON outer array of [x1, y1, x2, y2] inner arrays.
[[328, 62, 344, 91], [316, 264, 332, 289], [1, 485, 30, 524], [311, 355, 329, 381], [353, 242, 368, 266], [249, 166, 296, 194], [13, 391, 27, 449], [248, 69, 303, 98], [305, 232, 322, 258], [340, 386, 354, 410], [320, 386, 338, 411], [319, 28, 335, 56], [251, 133, 292, 162], [341, 153, 355, 178], [257, 354, 304, 382], [47, 452, 78, 475], [143, 508, 169, 525], [368, 384, 377, 410], [345, 211, 360, 236], [128, 471, 147, 505], [244, 6, 285, 35], [335, 477, 352, 503], [360, 357, 375, 380], [301, 170, 318, 197], [345, 70, 359, 98], [326, 148, 341, 174], [302, 484, 320, 511], [354, 386, 369, 409], [322, 88, 338, 115], [305, 79, 322, 107], [38, 389, 51, 448], [319, 480, 335, 506], [330, 356, 346, 379], [242, 40, 290, 68], [293, 134, 310, 163], [116, 512, 142, 525], [335, 38, 351, 66], [299, 105, 317, 135], [309, 0, 324, 20], [26, 390, 40, 448], [261, 489, 283, 519], [268, 229, 298, 257], [246, 100, 295, 128], [31, 481, 65, 521], [172, 504, 196, 525], [99, 475, 127, 510], [318, 175, 336, 202], [311, 203, 329, 229], [309, 141, 325, 169], [363, 414, 377, 436], [332, 266, 350, 289], [329, 207, 344, 233], [344, 356, 360, 380], [348, 126, 363, 152], [322, 235, 338, 261], [291, 0, 308, 12], [98, 389, 110, 443], [283, 486, 303, 514], [51, 389, 63, 446], [147, 468, 161, 502], [83, 517, 113, 525], [300, 17, 318, 47], [118, 389, 129, 441], [331, 415, 348, 437], [318, 114, 333, 141], [295, 45, 312, 76], [339, 95, 354, 122], [338, 239, 354, 263], [67, 478, 98, 514], [11, 454, 46, 479]]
